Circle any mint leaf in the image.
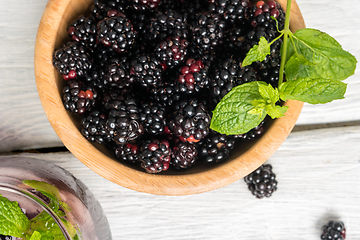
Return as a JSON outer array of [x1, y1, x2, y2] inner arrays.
[[279, 78, 347, 104], [257, 82, 289, 119], [285, 28, 357, 81], [0, 194, 30, 238], [29, 231, 42, 240], [28, 211, 65, 240], [242, 37, 271, 67], [210, 81, 267, 135]]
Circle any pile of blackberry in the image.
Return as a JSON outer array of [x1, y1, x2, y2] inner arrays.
[[53, 0, 284, 173]]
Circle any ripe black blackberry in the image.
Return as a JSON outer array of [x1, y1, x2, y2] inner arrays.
[[62, 80, 98, 114], [105, 97, 145, 144], [199, 130, 235, 163], [234, 119, 266, 140], [101, 87, 136, 110], [190, 11, 225, 55], [96, 11, 137, 53], [208, 0, 252, 28], [53, 41, 93, 79], [171, 141, 198, 169], [176, 58, 209, 94], [149, 81, 181, 108], [142, 10, 189, 47], [67, 15, 97, 47], [244, 164, 277, 199], [130, 54, 164, 88], [114, 142, 140, 163], [104, 57, 135, 88], [139, 138, 172, 173], [167, 98, 211, 143], [81, 110, 111, 144], [92, 0, 129, 21], [321, 221, 346, 240], [139, 102, 166, 135], [131, 0, 160, 11], [155, 36, 188, 68]]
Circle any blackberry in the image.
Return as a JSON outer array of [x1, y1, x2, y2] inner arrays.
[[155, 36, 188, 68], [234, 119, 266, 140], [321, 221, 346, 240], [53, 41, 93, 79], [67, 15, 97, 47], [139, 102, 166, 135], [190, 11, 225, 55], [180, 0, 209, 23], [96, 11, 137, 53], [104, 57, 135, 88], [101, 87, 135, 110], [93, 45, 118, 69], [130, 54, 164, 88], [176, 58, 209, 94], [62, 80, 98, 114], [208, 0, 252, 28], [81, 110, 111, 144], [149, 81, 181, 108], [171, 141, 198, 169], [143, 10, 189, 46], [167, 98, 210, 142], [0, 235, 12, 240], [199, 130, 235, 163], [139, 138, 172, 173], [131, 0, 160, 11], [92, 0, 129, 21], [114, 142, 140, 163], [105, 97, 145, 144], [244, 164, 277, 199]]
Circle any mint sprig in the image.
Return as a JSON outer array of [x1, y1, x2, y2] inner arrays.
[[210, 0, 357, 135]]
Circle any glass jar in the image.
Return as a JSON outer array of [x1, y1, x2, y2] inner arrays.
[[0, 157, 112, 240]]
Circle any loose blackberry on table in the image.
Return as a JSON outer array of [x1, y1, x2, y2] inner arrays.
[[244, 164, 277, 199], [321, 221, 346, 240], [53, 0, 286, 173]]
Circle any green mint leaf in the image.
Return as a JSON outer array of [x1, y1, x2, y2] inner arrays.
[[23, 180, 71, 212], [279, 78, 347, 104], [257, 82, 288, 119], [266, 104, 289, 119], [285, 28, 357, 81], [0, 194, 30, 238], [29, 231, 42, 240], [28, 211, 65, 240], [242, 37, 271, 67], [210, 81, 267, 135]]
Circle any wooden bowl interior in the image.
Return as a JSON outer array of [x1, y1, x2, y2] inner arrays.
[[35, 0, 305, 195]]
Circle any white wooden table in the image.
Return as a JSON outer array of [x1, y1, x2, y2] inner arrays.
[[0, 0, 359, 239]]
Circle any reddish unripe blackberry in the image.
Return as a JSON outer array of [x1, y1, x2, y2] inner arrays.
[[115, 142, 140, 163], [171, 141, 198, 169], [132, 0, 161, 11], [67, 15, 97, 47], [321, 221, 346, 240], [139, 139, 172, 173], [244, 164, 277, 199], [105, 98, 145, 144], [139, 102, 166, 135], [53, 41, 93, 79], [96, 11, 137, 53], [130, 54, 164, 88], [62, 80, 98, 114], [155, 36, 188, 68], [81, 110, 111, 144], [176, 58, 209, 94], [167, 99, 210, 142], [190, 11, 225, 54], [199, 130, 235, 163]]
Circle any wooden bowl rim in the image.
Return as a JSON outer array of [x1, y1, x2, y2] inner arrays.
[[34, 0, 305, 195]]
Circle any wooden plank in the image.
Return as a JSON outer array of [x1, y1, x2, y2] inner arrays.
[[1, 125, 359, 239], [0, 0, 359, 151]]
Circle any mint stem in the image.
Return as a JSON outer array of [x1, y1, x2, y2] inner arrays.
[[278, 0, 292, 87]]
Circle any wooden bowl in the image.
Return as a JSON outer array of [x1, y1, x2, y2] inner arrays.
[[34, 0, 305, 195]]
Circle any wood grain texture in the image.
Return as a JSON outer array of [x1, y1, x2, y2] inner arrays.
[[1, 125, 359, 239]]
